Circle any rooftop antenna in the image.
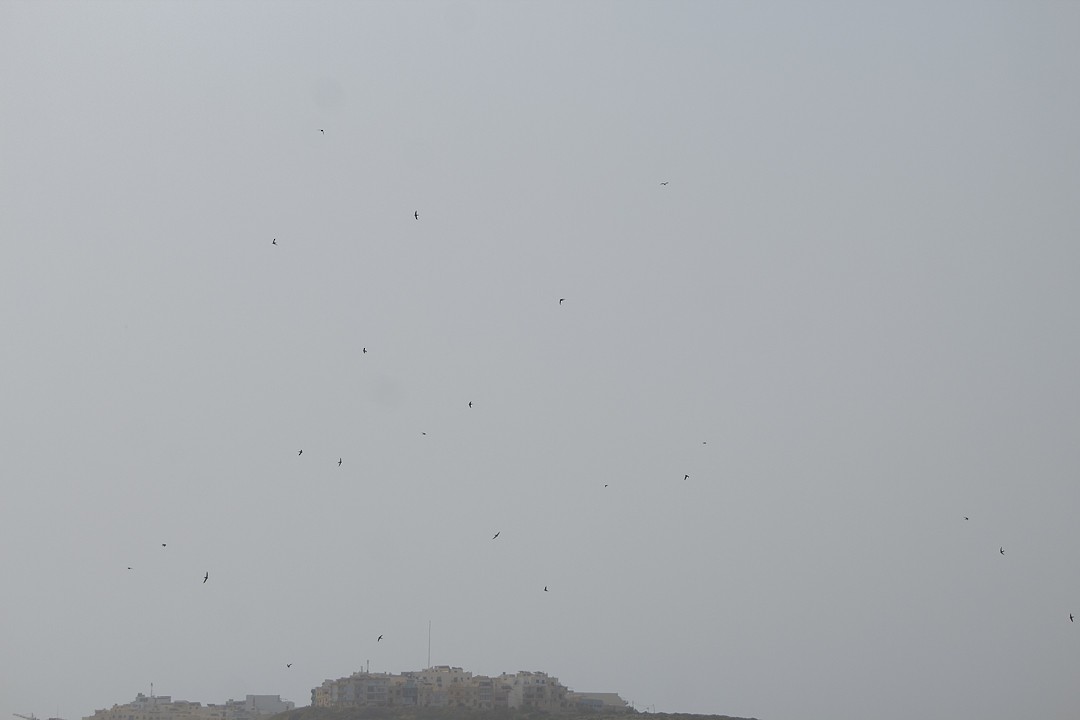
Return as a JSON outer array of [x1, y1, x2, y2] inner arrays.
[[428, 620, 431, 668]]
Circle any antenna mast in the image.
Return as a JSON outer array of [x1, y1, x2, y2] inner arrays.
[[428, 620, 431, 667]]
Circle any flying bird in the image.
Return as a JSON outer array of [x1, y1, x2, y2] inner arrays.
[[964, 516, 969, 520], [492, 531, 500, 540], [127, 567, 133, 570], [287, 663, 292, 668], [298, 449, 303, 456], [1071, 614, 1074, 622], [203, 572, 208, 584], [660, 181, 669, 185], [1000, 547, 1005, 555], [468, 401, 472, 408], [684, 474, 689, 480], [318, 129, 325, 134], [338, 458, 342, 466], [378, 635, 383, 642], [559, 298, 565, 305], [414, 211, 419, 220], [161, 543, 167, 547], [272, 238, 277, 245], [363, 347, 367, 354], [544, 586, 548, 592]]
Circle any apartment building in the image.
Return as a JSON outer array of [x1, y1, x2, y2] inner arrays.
[[501, 671, 569, 712]]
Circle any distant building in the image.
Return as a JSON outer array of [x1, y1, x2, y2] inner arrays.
[[83, 693, 294, 720], [567, 692, 631, 712], [501, 671, 570, 711], [235, 696, 295, 719]]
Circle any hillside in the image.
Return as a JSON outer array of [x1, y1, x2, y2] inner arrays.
[[269, 708, 759, 720]]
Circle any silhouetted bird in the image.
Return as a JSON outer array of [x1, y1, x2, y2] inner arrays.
[[544, 586, 548, 592], [161, 544, 166, 547], [338, 458, 342, 466], [559, 298, 565, 305], [378, 635, 383, 642], [414, 211, 419, 220], [272, 238, 277, 245], [298, 449, 303, 456], [964, 517, 969, 520], [127, 567, 133, 570], [287, 663, 292, 668], [203, 572, 208, 583], [604, 484, 608, 488], [492, 531, 500, 540], [318, 129, 325, 134], [684, 474, 689, 480], [468, 401, 472, 408], [660, 181, 669, 185], [1000, 547, 1005, 555], [1071, 614, 1074, 622], [363, 347, 367, 354]]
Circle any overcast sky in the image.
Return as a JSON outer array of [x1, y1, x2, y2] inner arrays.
[[3, 2, 1080, 720]]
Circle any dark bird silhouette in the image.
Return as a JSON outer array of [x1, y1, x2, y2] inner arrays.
[[414, 211, 419, 220], [127, 567, 133, 570], [378, 635, 383, 642], [298, 449, 303, 456], [684, 474, 689, 480], [287, 663, 292, 668], [1071, 614, 1074, 622], [422, 432, 427, 436], [161, 543, 167, 547], [318, 129, 325, 134], [338, 458, 342, 466], [272, 238, 277, 245], [559, 298, 565, 305], [203, 572, 208, 583], [964, 516, 969, 520], [1000, 547, 1005, 555], [363, 347, 367, 354], [660, 181, 669, 185], [492, 531, 500, 540], [604, 484, 608, 488], [468, 401, 472, 408], [544, 586, 548, 592]]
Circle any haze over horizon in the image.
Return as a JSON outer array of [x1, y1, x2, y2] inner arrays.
[[3, 2, 1079, 720]]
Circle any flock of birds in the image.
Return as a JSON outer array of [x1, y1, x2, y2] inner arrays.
[[113, 147, 687, 673], [117, 128, 1077, 692]]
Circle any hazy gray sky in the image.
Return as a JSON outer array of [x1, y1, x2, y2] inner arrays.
[[3, 2, 1079, 719]]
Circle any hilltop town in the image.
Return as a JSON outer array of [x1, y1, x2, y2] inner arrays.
[[78, 665, 756, 720], [310, 666, 627, 712], [79, 666, 625, 720]]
